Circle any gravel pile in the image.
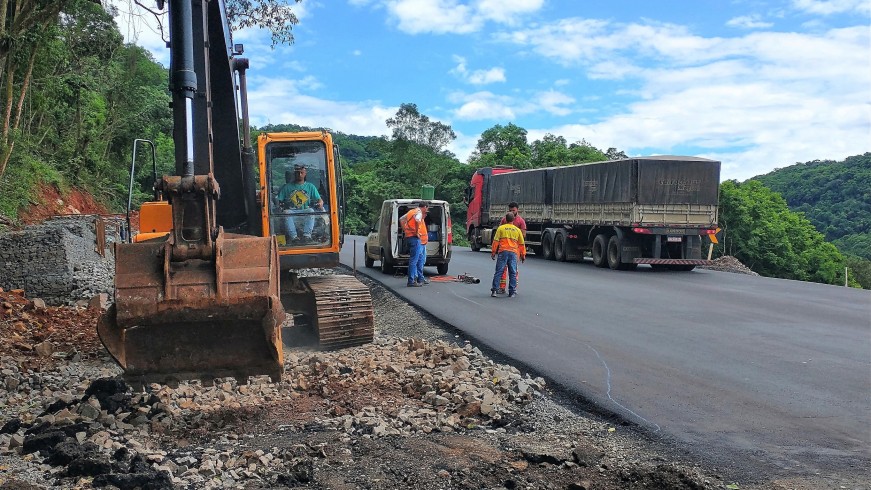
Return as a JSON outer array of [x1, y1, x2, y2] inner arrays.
[[698, 256, 759, 275], [0, 272, 734, 490]]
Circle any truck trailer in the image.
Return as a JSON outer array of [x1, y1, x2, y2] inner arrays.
[[464, 156, 721, 271]]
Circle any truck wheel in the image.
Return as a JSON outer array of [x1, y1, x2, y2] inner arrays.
[[380, 250, 394, 274], [592, 234, 608, 268], [554, 232, 567, 262], [542, 231, 555, 260], [437, 263, 449, 275], [364, 246, 374, 268], [469, 228, 481, 252], [607, 235, 623, 270]]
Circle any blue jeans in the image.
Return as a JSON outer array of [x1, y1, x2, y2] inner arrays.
[[407, 237, 426, 284], [283, 209, 315, 239], [492, 251, 518, 294]]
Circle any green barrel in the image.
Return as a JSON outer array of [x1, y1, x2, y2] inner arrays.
[[420, 185, 435, 200]]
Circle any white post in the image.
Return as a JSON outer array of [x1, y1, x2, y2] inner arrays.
[[707, 243, 713, 260], [845, 267, 848, 287], [353, 239, 357, 274]]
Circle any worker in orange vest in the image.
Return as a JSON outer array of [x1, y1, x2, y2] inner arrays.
[[400, 201, 429, 287], [490, 212, 525, 298], [497, 202, 526, 294]]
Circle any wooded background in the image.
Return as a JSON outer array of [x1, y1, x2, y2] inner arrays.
[[0, 0, 866, 288]]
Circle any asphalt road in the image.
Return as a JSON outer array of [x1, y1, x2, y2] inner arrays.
[[340, 236, 871, 479]]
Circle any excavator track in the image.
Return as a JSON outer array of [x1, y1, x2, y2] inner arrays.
[[303, 275, 374, 349]]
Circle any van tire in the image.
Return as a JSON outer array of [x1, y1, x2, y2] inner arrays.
[[364, 246, 374, 268], [437, 263, 449, 275], [380, 250, 394, 274]]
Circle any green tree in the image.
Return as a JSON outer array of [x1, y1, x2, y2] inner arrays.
[[470, 123, 530, 167], [753, 153, 871, 259], [386, 102, 456, 153], [716, 180, 849, 285]]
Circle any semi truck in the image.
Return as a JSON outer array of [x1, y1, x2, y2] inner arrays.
[[464, 156, 720, 271]]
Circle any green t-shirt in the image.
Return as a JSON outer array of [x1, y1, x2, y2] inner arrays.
[[277, 181, 321, 209]]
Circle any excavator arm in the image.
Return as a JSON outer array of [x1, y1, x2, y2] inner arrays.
[[98, 0, 284, 386]]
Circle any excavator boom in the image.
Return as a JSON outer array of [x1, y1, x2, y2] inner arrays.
[[98, 0, 284, 386]]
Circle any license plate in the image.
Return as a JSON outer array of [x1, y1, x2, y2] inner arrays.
[[667, 236, 682, 243]]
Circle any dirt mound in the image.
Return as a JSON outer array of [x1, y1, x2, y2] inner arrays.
[[18, 184, 110, 226], [0, 289, 104, 368]]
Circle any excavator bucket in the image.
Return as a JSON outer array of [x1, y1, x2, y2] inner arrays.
[[98, 233, 285, 386]]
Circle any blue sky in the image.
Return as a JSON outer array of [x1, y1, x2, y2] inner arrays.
[[114, 0, 870, 181]]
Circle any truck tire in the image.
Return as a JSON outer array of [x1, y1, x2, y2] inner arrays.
[[542, 231, 555, 260], [380, 250, 394, 274], [592, 234, 608, 268], [469, 227, 481, 252], [554, 231, 568, 262], [364, 246, 374, 268], [437, 263, 449, 275], [607, 235, 621, 269]]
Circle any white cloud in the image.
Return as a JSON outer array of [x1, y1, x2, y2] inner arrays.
[[726, 15, 774, 29], [450, 56, 506, 85], [791, 0, 871, 15], [111, 0, 169, 65], [536, 90, 575, 116], [475, 0, 545, 25], [248, 76, 394, 136], [498, 20, 870, 180], [451, 91, 517, 120], [386, 0, 479, 34], [364, 0, 544, 35], [449, 88, 576, 120]]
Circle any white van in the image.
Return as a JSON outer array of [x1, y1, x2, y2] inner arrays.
[[364, 199, 452, 275]]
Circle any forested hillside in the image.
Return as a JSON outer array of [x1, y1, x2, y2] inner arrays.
[[753, 153, 871, 260], [0, 2, 863, 288]]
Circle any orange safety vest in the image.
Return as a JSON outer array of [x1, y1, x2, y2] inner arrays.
[[491, 223, 525, 259], [401, 208, 428, 244]]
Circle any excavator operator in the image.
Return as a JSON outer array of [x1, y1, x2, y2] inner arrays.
[[276, 164, 324, 243]]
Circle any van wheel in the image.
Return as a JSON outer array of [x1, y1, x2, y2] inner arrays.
[[592, 234, 608, 268], [542, 231, 555, 260], [437, 263, 449, 275], [380, 250, 394, 274], [364, 246, 374, 268], [469, 228, 481, 252], [554, 232, 567, 262]]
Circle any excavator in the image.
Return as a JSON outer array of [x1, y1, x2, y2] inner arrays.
[[97, 0, 373, 387]]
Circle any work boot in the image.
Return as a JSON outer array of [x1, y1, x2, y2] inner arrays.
[[508, 292, 517, 298], [418, 278, 430, 285], [490, 290, 497, 298], [408, 282, 422, 287]]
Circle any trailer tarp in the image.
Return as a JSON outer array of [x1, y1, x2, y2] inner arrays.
[[551, 160, 635, 204], [490, 169, 547, 205], [636, 159, 720, 205]]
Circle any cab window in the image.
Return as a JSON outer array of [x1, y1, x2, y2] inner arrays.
[[266, 141, 331, 248]]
